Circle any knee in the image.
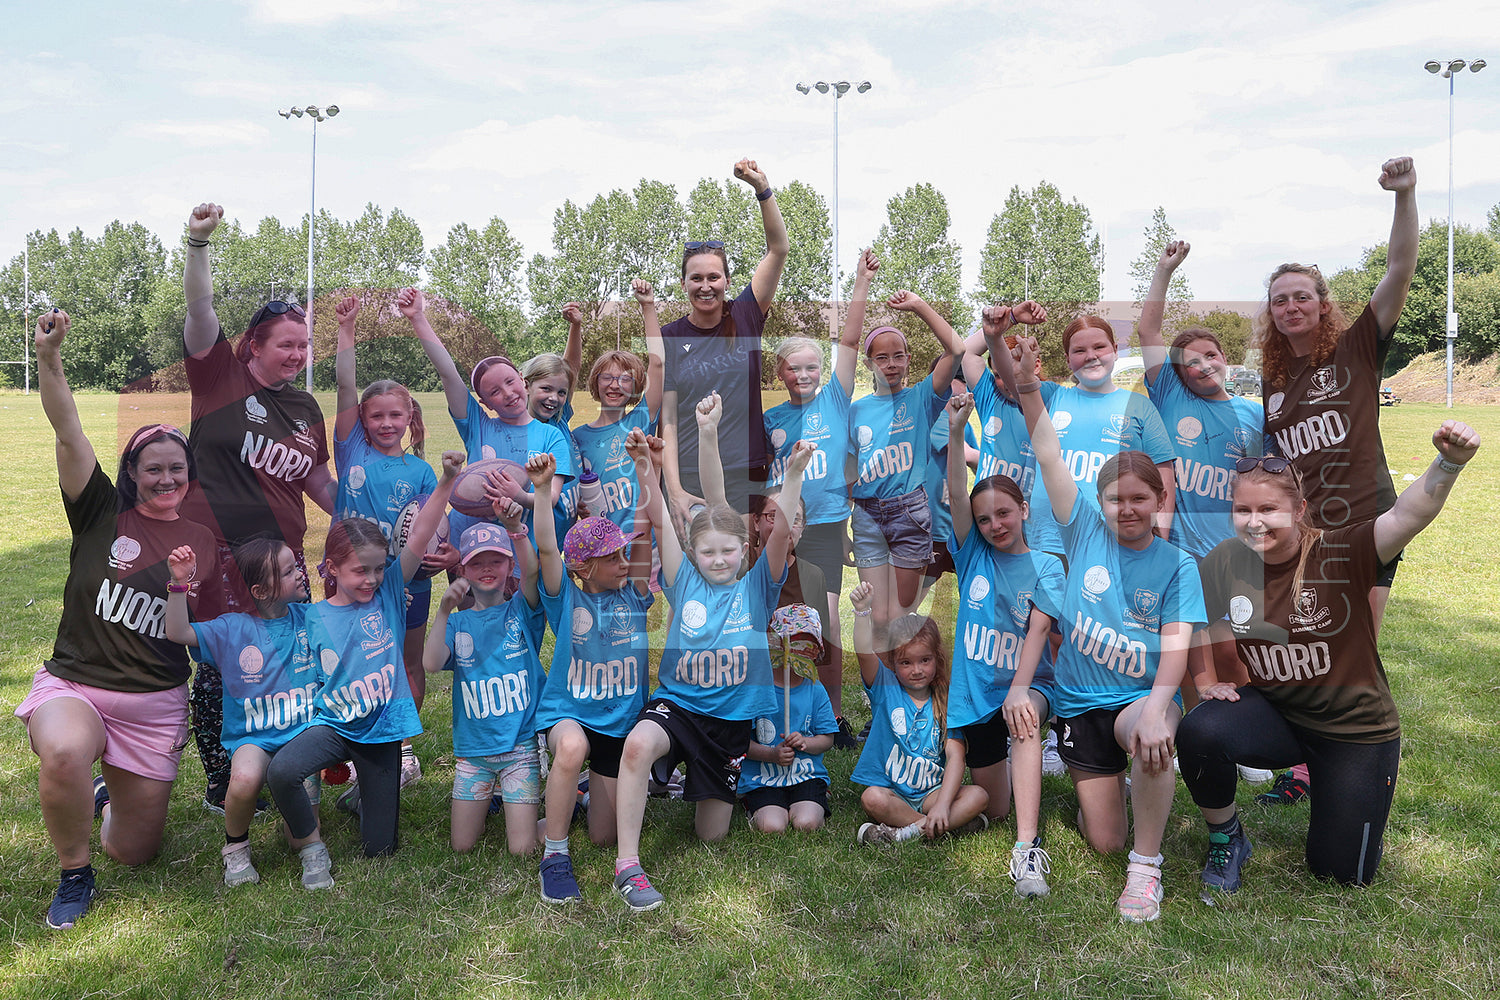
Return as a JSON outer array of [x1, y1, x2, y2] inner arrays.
[[587, 827, 617, 849], [1086, 828, 1127, 855], [789, 812, 823, 833], [553, 733, 589, 770], [859, 786, 885, 815], [752, 812, 788, 834], [36, 741, 96, 779], [103, 836, 161, 868]]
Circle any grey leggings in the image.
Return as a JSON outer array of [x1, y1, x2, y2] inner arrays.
[[266, 725, 403, 857]]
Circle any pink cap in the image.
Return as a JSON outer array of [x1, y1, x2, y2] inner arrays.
[[563, 516, 639, 569]]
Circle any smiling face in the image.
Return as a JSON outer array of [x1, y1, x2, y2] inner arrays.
[[892, 639, 938, 697], [971, 485, 1027, 554], [478, 363, 529, 422], [527, 374, 570, 423], [1268, 272, 1330, 343], [1176, 337, 1230, 400], [752, 503, 806, 551], [329, 543, 387, 605], [129, 440, 191, 519], [462, 549, 514, 598], [361, 391, 413, 455], [1232, 477, 1305, 563], [864, 331, 911, 391], [681, 251, 729, 322], [594, 363, 637, 411], [271, 545, 309, 604], [247, 316, 309, 388], [778, 347, 823, 403], [1100, 472, 1162, 549], [691, 528, 747, 585], [1066, 327, 1117, 390]]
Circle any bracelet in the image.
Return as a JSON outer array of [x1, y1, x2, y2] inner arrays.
[[185, 237, 211, 248], [167, 583, 192, 593], [1013, 379, 1041, 394], [756, 187, 774, 202], [1008, 307, 1018, 327], [506, 530, 530, 540], [1438, 458, 1465, 475], [852, 608, 872, 617]]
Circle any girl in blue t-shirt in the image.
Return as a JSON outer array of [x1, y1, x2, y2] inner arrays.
[[848, 290, 965, 639], [424, 499, 544, 855], [263, 452, 462, 884], [570, 279, 666, 532], [166, 538, 314, 888], [999, 335, 1205, 924], [850, 581, 989, 845], [526, 434, 657, 904], [333, 296, 442, 787], [944, 393, 1064, 897], [610, 393, 814, 912]]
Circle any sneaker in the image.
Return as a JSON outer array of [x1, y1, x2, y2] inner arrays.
[[222, 841, 260, 887], [92, 775, 110, 819], [1010, 843, 1052, 898], [298, 842, 335, 890], [540, 854, 582, 904], [488, 793, 503, 817], [614, 864, 664, 912], [46, 867, 97, 930], [1237, 764, 1275, 784], [303, 773, 322, 808], [951, 813, 989, 838], [335, 780, 362, 820], [857, 822, 898, 846], [1040, 737, 1067, 778], [833, 716, 859, 750], [856, 719, 871, 742], [204, 784, 271, 817], [399, 753, 422, 789], [1117, 862, 1163, 923], [1255, 771, 1309, 806], [1200, 826, 1253, 895]]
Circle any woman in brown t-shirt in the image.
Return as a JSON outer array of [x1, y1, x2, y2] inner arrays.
[[1177, 419, 1479, 891]]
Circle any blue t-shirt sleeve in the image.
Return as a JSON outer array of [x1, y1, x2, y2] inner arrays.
[[1160, 548, 1208, 628], [1031, 552, 1066, 621], [1128, 394, 1177, 465], [808, 682, 838, 736]]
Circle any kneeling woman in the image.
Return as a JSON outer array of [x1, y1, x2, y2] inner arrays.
[[17, 310, 222, 930], [1179, 420, 1479, 892]]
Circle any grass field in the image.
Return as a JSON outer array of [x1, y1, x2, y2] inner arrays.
[[1, 392, 1497, 1000]]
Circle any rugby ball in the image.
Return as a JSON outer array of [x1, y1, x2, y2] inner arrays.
[[450, 457, 530, 518], [393, 492, 450, 557]]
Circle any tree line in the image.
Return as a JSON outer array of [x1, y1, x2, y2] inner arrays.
[[4, 177, 1497, 392]]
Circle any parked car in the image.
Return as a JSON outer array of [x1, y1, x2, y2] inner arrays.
[[1228, 369, 1261, 397]]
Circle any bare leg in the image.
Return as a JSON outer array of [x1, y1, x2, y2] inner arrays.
[[225, 745, 271, 839], [694, 798, 736, 842], [28, 698, 107, 870], [1115, 698, 1182, 860], [1073, 770, 1129, 854], [614, 720, 671, 862], [586, 772, 619, 847], [98, 764, 175, 866], [543, 721, 590, 843]]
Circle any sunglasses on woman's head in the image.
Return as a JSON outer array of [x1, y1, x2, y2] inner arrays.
[[684, 240, 726, 251], [248, 300, 306, 329], [1235, 456, 1292, 474]]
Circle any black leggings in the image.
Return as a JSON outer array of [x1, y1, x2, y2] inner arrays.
[[189, 661, 231, 789], [1177, 686, 1399, 886], [266, 726, 403, 857]]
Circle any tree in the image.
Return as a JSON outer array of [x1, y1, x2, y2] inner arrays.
[[974, 181, 1103, 309], [1129, 207, 1193, 333], [1487, 203, 1500, 243], [1454, 270, 1500, 359], [1188, 309, 1254, 366], [427, 217, 527, 350]]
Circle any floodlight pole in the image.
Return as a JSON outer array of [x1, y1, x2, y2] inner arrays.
[[796, 80, 873, 336], [278, 103, 340, 391]]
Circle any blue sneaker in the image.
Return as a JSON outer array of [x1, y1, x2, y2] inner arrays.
[[47, 867, 97, 930], [614, 863, 664, 912], [1201, 826, 1253, 895], [540, 853, 582, 904]]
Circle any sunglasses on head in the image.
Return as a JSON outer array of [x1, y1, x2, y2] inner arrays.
[[684, 240, 726, 251], [248, 300, 306, 329], [1235, 456, 1292, 474]]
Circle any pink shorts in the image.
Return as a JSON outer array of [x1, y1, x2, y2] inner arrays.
[[15, 668, 189, 782]]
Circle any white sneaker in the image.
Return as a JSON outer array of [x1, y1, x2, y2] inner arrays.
[[1041, 731, 1066, 777], [399, 753, 422, 789], [222, 841, 260, 887], [1010, 843, 1052, 898], [1118, 862, 1163, 923], [298, 842, 335, 890], [1237, 764, 1274, 784]]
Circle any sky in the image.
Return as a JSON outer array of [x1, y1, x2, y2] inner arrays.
[[4, 0, 1499, 317]]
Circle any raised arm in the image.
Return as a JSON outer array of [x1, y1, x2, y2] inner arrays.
[[1370, 157, 1419, 333], [737, 159, 788, 312], [1000, 336, 1077, 523], [164, 546, 201, 648], [888, 290, 964, 390], [525, 453, 564, 598], [398, 451, 463, 581], [977, 301, 1047, 396], [333, 296, 362, 443], [659, 393, 703, 537], [35, 310, 95, 500], [624, 429, 662, 595], [633, 280, 666, 417], [834, 250, 879, 394], [1138, 240, 1189, 386], [398, 287, 470, 420], [765, 441, 815, 581], [849, 581, 880, 687], [946, 393, 975, 547], [1374, 420, 1480, 563], [182, 202, 224, 359], [695, 391, 728, 509], [561, 301, 584, 410], [424, 579, 469, 674]]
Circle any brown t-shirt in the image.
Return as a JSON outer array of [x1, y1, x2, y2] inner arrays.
[[1263, 305, 1397, 528], [1200, 521, 1398, 742]]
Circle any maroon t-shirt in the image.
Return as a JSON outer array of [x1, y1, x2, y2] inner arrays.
[[1263, 305, 1396, 529], [1201, 521, 1398, 742]]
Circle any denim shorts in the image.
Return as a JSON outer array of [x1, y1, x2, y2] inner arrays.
[[850, 487, 932, 570]]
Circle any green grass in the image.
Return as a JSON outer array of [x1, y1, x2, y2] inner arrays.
[[1, 393, 1498, 999]]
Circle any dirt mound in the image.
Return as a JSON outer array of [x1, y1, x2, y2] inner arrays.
[[1383, 352, 1500, 404]]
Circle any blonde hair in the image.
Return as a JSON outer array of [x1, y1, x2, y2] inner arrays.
[[521, 353, 576, 394], [774, 337, 824, 369], [359, 379, 425, 458]]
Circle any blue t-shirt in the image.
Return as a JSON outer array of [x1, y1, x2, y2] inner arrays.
[[654, 555, 785, 721], [1146, 364, 1265, 558], [303, 569, 423, 743], [739, 677, 839, 793], [1046, 384, 1176, 485], [440, 597, 546, 757], [850, 374, 949, 500], [1051, 495, 1206, 718], [947, 531, 1065, 729], [334, 421, 438, 603], [971, 374, 1063, 555], [571, 402, 656, 532], [453, 394, 577, 540], [534, 574, 654, 738], [540, 400, 583, 530], [192, 605, 317, 754], [764, 376, 852, 526], [851, 661, 952, 802]]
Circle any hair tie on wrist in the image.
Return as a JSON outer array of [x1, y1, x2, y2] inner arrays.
[[852, 607, 872, 617], [167, 582, 193, 593], [1438, 458, 1465, 475], [756, 187, 774, 202], [506, 529, 530, 540], [185, 237, 211, 248], [1014, 379, 1041, 394]]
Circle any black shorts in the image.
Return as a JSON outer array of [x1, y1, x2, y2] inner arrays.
[[962, 710, 1014, 769], [1054, 706, 1130, 775], [542, 723, 628, 780], [922, 541, 956, 585], [798, 520, 848, 593], [741, 780, 831, 818], [636, 698, 752, 804], [1375, 548, 1403, 589]]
